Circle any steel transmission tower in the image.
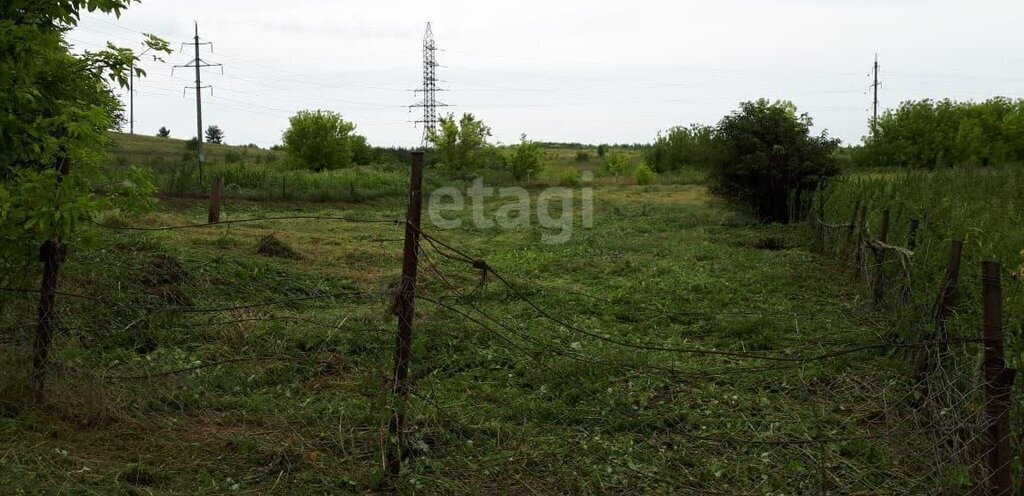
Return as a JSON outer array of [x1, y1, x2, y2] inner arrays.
[[410, 23, 448, 147], [173, 21, 222, 181]]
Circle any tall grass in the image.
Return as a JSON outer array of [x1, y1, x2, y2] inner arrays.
[[821, 167, 1023, 367], [156, 163, 410, 203]]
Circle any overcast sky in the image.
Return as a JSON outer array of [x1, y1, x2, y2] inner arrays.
[[69, 0, 1024, 148]]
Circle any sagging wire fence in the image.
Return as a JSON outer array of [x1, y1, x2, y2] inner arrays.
[[1, 153, 1017, 494]]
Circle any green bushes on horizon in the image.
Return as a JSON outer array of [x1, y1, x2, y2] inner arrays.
[[857, 97, 1024, 169]]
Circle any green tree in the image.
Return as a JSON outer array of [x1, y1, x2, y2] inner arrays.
[[597, 144, 607, 158], [428, 113, 492, 176], [645, 124, 717, 173], [282, 110, 359, 171], [205, 124, 224, 144], [506, 134, 544, 181], [1, 0, 168, 287], [601, 151, 630, 176], [157, 126, 170, 138], [709, 99, 839, 223], [858, 97, 1024, 169]]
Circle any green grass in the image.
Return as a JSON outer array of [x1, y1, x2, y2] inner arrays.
[[0, 179, 984, 494], [821, 166, 1024, 365]]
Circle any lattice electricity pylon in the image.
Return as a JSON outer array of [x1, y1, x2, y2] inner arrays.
[[409, 22, 449, 148]]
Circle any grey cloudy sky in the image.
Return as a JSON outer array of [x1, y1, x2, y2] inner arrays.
[[70, 0, 1024, 148]]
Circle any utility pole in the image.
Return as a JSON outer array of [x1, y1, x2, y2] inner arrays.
[[870, 54, 881, 138], [173, 21, 222, 181], [410, 23, 449, 147]]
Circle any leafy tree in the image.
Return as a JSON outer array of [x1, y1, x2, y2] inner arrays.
[[429, 113, 492, 176], [858, 97, 1024, 169], [157, 126, 170, 138], [205, 125, 224, 144], [1, 0, 168, 287], [645, 124, 717, 173], [601, 151, 630, 176], [597, 144, 607, 158], [350, 134, 374, 165], [506, 134, 544, 181], [282, 110, 359, 171], [708, 99, 839, 223]]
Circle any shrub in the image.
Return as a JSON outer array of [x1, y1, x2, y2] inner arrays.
[[507, 134, 544, 181], [575, 151, 592, 162], [633, 164, 656, 185], [429, 113, 492, 177], [708, 99, 839, 223], [601, 151, 629, 176], [645, 124, 717, 173], [224, 150, 242, 164]]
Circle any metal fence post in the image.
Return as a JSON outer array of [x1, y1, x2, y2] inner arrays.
[[981, 262, 1018, 496], [385, 150, 425, 479]]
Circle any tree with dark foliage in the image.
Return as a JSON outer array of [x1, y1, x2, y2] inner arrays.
[[709, 99, 839, 223]]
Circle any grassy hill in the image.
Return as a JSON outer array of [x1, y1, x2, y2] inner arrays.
[[107, 132, 279, 169]]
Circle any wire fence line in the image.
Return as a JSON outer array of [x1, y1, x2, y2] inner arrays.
[[2, 178, 1018, 493]]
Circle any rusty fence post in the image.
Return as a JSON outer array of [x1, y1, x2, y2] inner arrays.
[[31, 155, 70, 398], [872, 209, 890, 304], [385, 150, 425, 479], [208, 176, 223, 224], [981, 262, 1018, 496]]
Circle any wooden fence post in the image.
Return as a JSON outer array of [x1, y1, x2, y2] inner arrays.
[[31, 155, 70, 398], [981, 262, 1018, 496], [907, 219, 920, 251], [385, 150, 425, 479], [872, 209, 890, 304], [916, 239, 964, 400], [853, 205, 868, 279], [208, 177, 223, 224], [841, 199, 861, 257], [815, 187, 825, 252], [933, 240, 964, 346]]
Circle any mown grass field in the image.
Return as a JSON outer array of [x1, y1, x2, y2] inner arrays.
[[0, 178, 974, 494]]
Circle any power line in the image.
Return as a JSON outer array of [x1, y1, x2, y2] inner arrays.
[[173, 21, 223, 181]]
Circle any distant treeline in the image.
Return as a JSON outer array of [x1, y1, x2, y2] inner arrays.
[[536, 142, 651, 150]]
